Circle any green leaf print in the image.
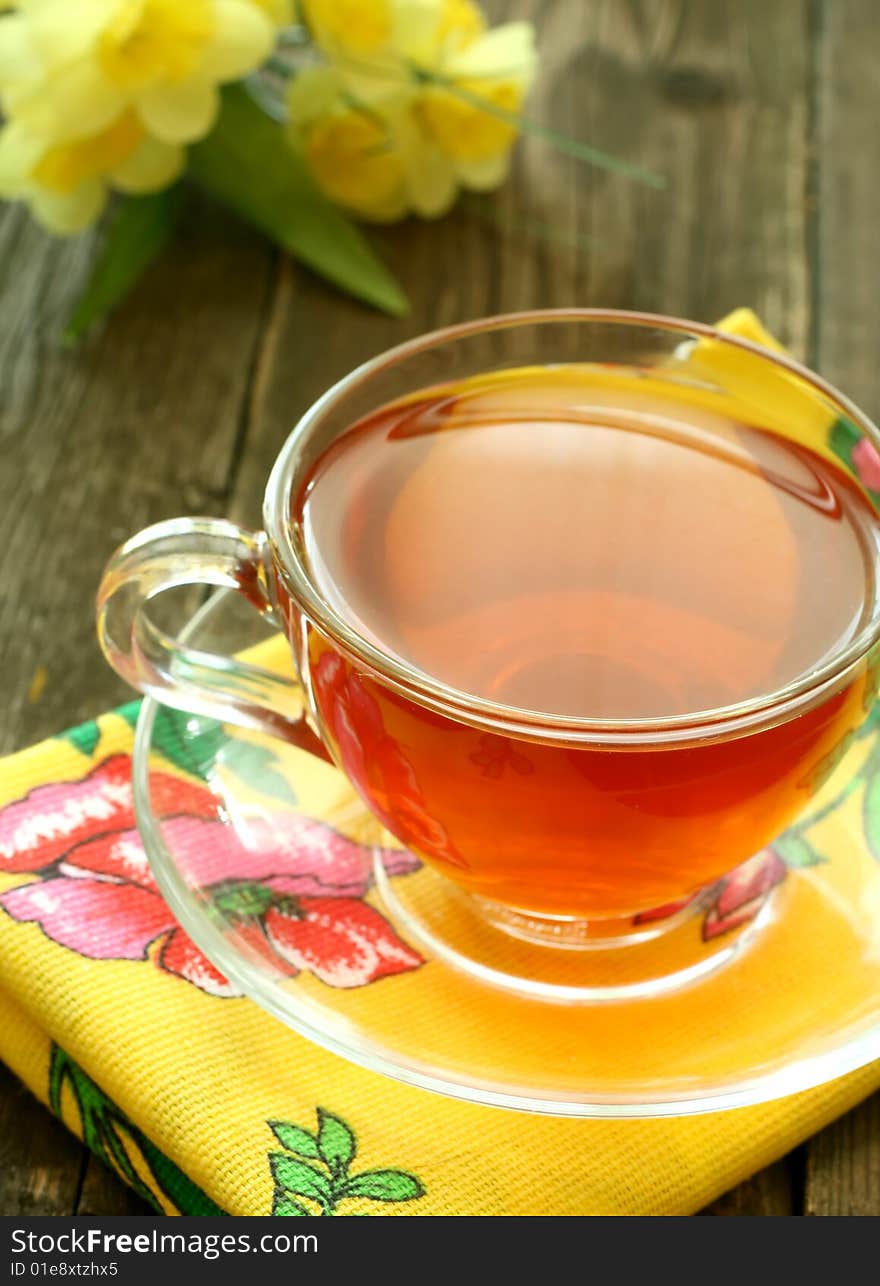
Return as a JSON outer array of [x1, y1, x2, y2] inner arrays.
[[342, 1170, 425, 1202], [266, 1109, 425, 1216], [48, 1045, 224, 1215], [58, 721, 101, 757], [268, 1120, 321, 1159], [863, 769, 880, 861], [273, 1194, 313, 1216], [152, 708, 225, 781], [270, 1155, 334, 1210], [118, 700, 142, 731], [773, 832, 826, 869], [829, 415, 861, 471], [317, 1108, 356, 1177], [219, 740, 298, 806]]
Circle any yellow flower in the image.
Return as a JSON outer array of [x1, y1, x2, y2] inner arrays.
[[301, 0, 486, 81], [247, 0, 294, 24], [0, 110, 184, 233], [286, 13, 536, 220], [0, 0, 278, 147]]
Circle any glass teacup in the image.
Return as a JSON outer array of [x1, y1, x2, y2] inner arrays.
[[97, 311, 880, 977]]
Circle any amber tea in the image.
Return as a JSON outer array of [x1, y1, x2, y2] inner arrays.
[[290, 365, 880, 919]]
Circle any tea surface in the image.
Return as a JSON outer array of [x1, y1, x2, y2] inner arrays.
[[299, 366, 880, 721]]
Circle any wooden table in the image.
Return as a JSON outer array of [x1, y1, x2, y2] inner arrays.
[[2, 0, 879, 1217]]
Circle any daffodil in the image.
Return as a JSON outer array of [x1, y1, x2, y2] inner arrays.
[[0, 110, 183, 233], [302, 0, 485, 70], [0, 0, 279, 148], [286, 7, 536, 221]]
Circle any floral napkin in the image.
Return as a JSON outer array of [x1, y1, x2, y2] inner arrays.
[[1, 310, 879, 1215]]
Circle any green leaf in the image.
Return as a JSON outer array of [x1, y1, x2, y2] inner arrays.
[[342, 1168, 424, 1203], [118, 700, 142, 732], [220, 740, 298, 806], [58, 720, 101, 757], [152, 707, 225, 780], [213, 880, 280, 919], [316, 1108, 356, 1178], [189, 85, 407, 316], [62, 187, 182, 343], [273, 1192, 313, 1216], [268, 1120, 321, 1159], [419, 71, 664, 189], [829, 415, 861, 471], [864, 769, 880, 861], [270, 1154, 333, 1207], [47, 1046, 224, 1216], [773, 832, 825, 869]]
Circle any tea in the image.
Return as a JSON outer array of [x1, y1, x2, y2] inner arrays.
[[293, 366, 880, 918]]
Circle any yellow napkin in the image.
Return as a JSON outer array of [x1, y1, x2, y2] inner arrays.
[[1, 310, 878, 1217]]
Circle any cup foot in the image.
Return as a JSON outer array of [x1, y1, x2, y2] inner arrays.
[[373, 858, 779, 1003]]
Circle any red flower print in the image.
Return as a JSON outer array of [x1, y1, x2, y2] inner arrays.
[[0, 755, 422, 996], [313, 652, 465, 868], [0, 755, 213, 874], [631, 849, 787, 940], [853, 438, 880, 492], [702, 849, 787, 940]]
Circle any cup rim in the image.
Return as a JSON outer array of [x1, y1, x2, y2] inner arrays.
[[264, 308, 880, 745]]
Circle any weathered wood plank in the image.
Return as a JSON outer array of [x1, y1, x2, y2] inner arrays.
[[0, 1062, 81, 1216], [0, 194, 276, 755], [805, 1097, 880, 1216], [76, 1156, 153, 1217], [700, 1157, 800, 1216], [800, 0, 880, 1221]]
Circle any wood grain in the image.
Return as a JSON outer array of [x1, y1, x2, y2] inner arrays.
[[0, 193, 276, 755], [76, 1156, 153, 1217], [0, 1063, 82, 1216], [700, 1157, 800, 1217], [805, 1098, 880, 1216], [799, 0, 880, 1217]]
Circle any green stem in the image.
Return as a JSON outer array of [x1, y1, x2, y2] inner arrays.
[[417, 69, 666, 188]]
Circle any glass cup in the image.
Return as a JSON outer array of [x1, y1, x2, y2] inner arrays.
[[97, 310, 880, 968]]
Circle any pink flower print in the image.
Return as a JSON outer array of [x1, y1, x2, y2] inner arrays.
[[0, 756, 422, 996], [853, 438, 880, 492]]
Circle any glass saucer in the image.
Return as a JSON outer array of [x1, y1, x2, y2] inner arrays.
[[132, 593, 880, 1118]]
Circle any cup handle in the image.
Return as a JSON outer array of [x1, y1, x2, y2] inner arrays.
[[96, 516, 329, 761]]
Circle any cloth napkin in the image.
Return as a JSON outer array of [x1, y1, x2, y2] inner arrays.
[[2, 311, 879, 1217]]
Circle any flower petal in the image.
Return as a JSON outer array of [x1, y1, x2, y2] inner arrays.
[[455, 149, 510, 192], [853, 438, 880, 491], [0, 122, 42, 197], [137, 78, 219, 144], [158, 926, 239, 996], [0, 755, 216, 876], [400, 127, 457, 217], [11, 59, 126, 143], [27, 0, 110, 66], [110, 134, 184, 193], [198, 0, 274, 81], [169, 812, 407, 898], [263, 896, 422, 987], [446, 21, 537, 81], [0, 876, 174, 959], [29, 179, 107, 234], [0, 15, 40, 85], [59, 827, 158, 892], [703, 850, 787, 940]]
